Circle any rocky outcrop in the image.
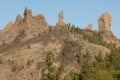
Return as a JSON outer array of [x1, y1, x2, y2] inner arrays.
[[98, 13, 120, 45], [22, 8, 48, 31], [3, 22, 13, 32], [34, 14, 48, 27], [85, 24, 92, 30], [98, 13, 112, 32], [15, 15, 23, 25], [24, 8, 32, 20], [56, 10, 65, 26], [23, 8, 34, 27], [0, 8, 49, 45]]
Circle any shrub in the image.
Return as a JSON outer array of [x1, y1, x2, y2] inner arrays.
[[0, 57, 2, 64], [27, 44, 31, 49], [11, 65, 17, 72], [46, 51, 54, 66]]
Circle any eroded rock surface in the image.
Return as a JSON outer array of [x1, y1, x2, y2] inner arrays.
[[98, 13, 112, 32]]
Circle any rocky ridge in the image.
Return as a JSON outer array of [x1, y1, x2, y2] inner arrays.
[[0, 8, 48, 45], [0, 8, 120, 80]]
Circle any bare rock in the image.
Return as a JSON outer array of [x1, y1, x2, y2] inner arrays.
[[98, 13, 119, 44], [23, 8, 33, 27], [24, 7, 32, 20], [34, 14, 48, 27], [56, 10, 65, 26], [0, 8, 49, 45], [98, 13, 112, 32], [15, 15, 23, 25], [85, 24, 92, 30], [22, 8, 48, 29], [3, 22, 13, 32]]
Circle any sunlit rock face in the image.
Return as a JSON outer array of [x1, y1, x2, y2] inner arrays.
[[56, 10, 65, 27], [98, 13, 112, 32]]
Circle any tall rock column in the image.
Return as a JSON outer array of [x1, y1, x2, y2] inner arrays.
[[98, 13, 118, 44], [56, 10, 65, 26], [23, 7, 34, 27], [98, 13, 112, 32]]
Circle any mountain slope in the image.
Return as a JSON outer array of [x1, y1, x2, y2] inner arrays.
[[0, 8, 120, 80]]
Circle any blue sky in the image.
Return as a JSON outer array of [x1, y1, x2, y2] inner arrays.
[[0, 0, 120, 38]]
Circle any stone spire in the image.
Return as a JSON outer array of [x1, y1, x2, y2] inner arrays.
[[23, 7, 34, 27], [98, 13, 112, 32], [24, 7, 32, 20], [56, 10, 65, 26], [15, 14, 23, 25]]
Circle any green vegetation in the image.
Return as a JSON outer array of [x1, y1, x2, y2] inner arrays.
[[0, 57, 2, 64], [11, 65, 17, 72], [96, 50, 103, 63], [41, 51, 64, 80], [27, 44, 31, 49], [65, 23, 120, 80], [67, 23, 104, 45], [40, 24, 120, 80], [64, 71, 79, 80], [63, 40, 77, 56]]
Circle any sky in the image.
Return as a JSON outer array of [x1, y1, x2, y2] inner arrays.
[[0, 0, 120, 38]]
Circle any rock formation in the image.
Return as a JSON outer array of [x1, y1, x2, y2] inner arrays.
[[15, 14, 23, 25], [1, 8, 120, 80], [24, 7, 32, 20], [98, 13, 120, 45], [85, 24, 92, 30], [0, 8, 49, 45], [3, 22, 13, 32], [23, 8, 34, 27], [56, 10, 65, 26], [34, 14, 48, 27], [98, 13, 112, 32], [22, 8, 48, 29]]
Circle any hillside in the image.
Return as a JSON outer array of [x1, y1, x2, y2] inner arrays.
[[0, 8, 120, 80]]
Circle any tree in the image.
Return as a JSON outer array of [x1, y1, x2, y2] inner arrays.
[[41, 51, 64, 80], [96, 50, 103, 63]]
